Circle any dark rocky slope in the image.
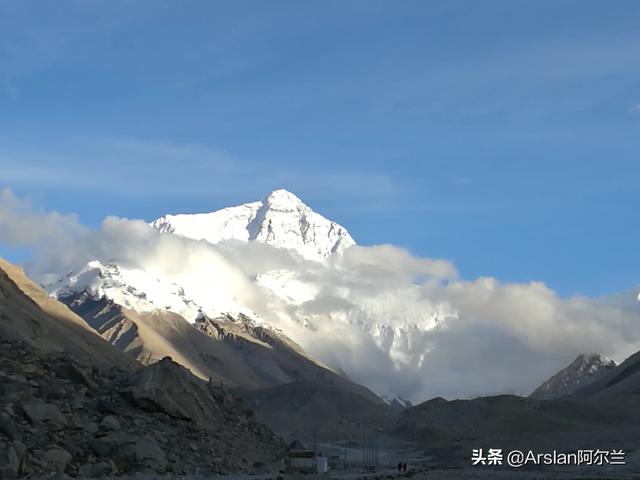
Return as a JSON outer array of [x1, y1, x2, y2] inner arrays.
[[576, 349, 640, 397], [238, 380, 391, 444], [58, 293, 381, 406], [0, 341, 284, 478], [393, 393, 640, 466], [529, 354, 617, 400]]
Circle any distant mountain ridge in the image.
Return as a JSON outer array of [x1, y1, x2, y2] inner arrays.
[[576, 349, 640, 397], [529, 354, 617, 400]]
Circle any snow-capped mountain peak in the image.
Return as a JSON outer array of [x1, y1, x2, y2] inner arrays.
[[150, 189, 355, 261]]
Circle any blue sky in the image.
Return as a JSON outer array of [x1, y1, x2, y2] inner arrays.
[[0, 0, 638, 296]]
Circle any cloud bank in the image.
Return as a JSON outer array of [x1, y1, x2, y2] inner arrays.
[[1, 188, 639, 402]]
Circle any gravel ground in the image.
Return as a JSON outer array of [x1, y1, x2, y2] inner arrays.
[[44, 464, 636, 480]]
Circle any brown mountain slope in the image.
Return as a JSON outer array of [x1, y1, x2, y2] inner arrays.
[[196, 314, 383, 403], [59, 292, 268, 388], [0, 258, 132, 370], [58, 292, 382, 405]]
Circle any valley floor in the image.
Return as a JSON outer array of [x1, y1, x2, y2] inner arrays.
[[46, 465, 639, 480], [40, 446, 640, 480]]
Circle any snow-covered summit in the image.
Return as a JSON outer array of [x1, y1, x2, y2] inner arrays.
[[529, 353, 617, 400], [150, 189, 355, 261]]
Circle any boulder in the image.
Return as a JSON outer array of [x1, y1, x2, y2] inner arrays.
[[99, 415, 121, 431], [43, 448, 72, 473], [90, 431, 137, 459], [58, 441, 79, 458], [2, 405, 15, 417], [0, 441, 27, 478], [0, 413, 20, 440], [151, 429, 168, 444], [50, 361, 99, 390], [85, 422, 98, 435], [135, 435, 167, 472], [78, 460, 115, 478], [120, 357, 222, 429], [96, 399, 126, 415], [22, 402, 66, 429]]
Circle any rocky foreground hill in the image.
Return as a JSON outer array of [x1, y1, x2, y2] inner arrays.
[[0, 258, 284, 478], [0, 340, 284, 478]]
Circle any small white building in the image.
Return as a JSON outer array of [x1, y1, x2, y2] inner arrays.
[[287, 451, 329, 473], [316, 455, 328, 473]]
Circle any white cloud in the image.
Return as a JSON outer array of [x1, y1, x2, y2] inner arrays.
[[0, 188, 85, 248], [1, 188, 639, 402]]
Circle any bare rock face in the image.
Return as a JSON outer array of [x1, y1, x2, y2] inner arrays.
[[119, 356, 223, 429]]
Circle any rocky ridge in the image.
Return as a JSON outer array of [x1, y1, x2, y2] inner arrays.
[[529, 354, 617, 400]]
